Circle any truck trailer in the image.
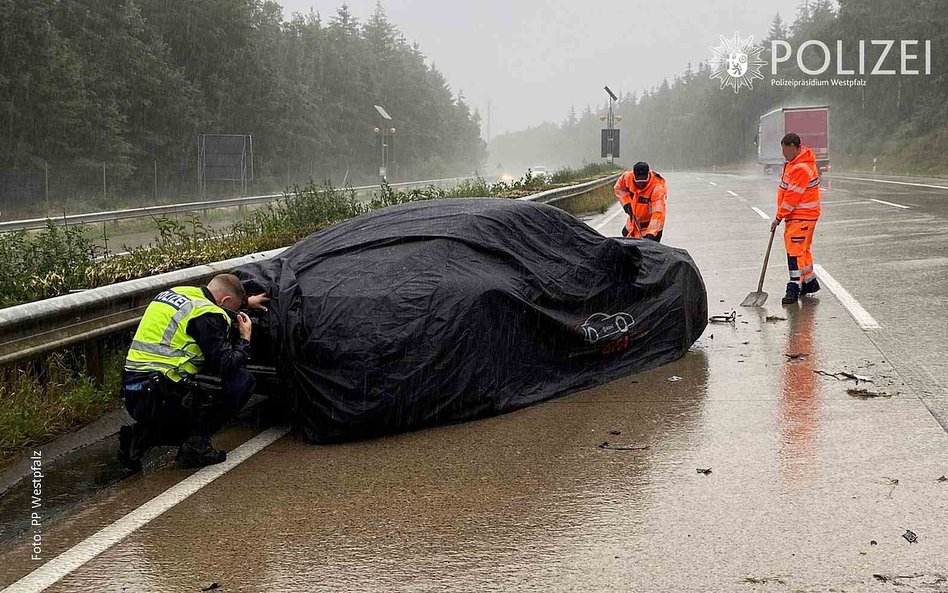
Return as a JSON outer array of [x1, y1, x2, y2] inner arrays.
[[757, 106, 830, 176]]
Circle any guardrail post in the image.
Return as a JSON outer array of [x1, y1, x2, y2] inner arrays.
[[84, 338, 105, 386], [30, 357, 49, 393]]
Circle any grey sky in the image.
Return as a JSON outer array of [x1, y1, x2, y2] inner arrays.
[[279, 0, 803, 137]]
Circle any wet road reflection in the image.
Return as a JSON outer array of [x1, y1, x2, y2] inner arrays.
[[778, 299, 824, 482]]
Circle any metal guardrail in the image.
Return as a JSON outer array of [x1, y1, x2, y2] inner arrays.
[[0, 177, 473, 233], [0, 249, 285, 369], [0, 174, 620, 376], [517, 173, 620, 205]]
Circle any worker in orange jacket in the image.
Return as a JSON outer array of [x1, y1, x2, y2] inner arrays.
[[614, 161, 667, 241], [770, 133, 822, 304]]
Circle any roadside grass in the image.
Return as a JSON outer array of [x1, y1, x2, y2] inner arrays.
[[0, 350, 123, 466]]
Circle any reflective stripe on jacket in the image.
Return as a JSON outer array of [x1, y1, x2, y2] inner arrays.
[[614, 170, 667, 238], [125, 286, 231, 382], [777, 145, 821, 221]]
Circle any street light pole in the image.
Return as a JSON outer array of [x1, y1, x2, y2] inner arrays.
[[374, 105, 393, 182], [604, 86, 618, 165]]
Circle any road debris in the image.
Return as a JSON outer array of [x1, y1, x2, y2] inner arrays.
[[937, 475, 948, 483], [848, 388, 892, 399], [696, 468, 712, 475], [608, 429, 622, 435], [785, 352, 808, 361], [668, 376, 683, 382], [598, 442, 649, 451], [741, 576, 786, 585], [870, 540, 878, 545], [882, 477, 899, 498], [765, 315, 786, 322], [903, 529, 918, 543], [815, 370, 873, 383], [873, 573, 940, 585], [709, 311, 736, 324], [201, 584, 221, 592]]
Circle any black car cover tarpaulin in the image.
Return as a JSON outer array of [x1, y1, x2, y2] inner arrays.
[[236, 197, 707, 443]]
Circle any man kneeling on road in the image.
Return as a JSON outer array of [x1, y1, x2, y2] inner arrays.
[[771, 132, 822, 305], [614, 161, 667, 242], [118, 274, 269, 471]]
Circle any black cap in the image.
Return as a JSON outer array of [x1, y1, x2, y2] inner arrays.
[[633, 161, 650, 180]]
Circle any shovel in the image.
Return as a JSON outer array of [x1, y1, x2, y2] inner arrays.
[[741, 227, 776, 307]]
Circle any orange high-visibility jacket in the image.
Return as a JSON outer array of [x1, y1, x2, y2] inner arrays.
[[614, 170, 667, 238], [776, 146, 821, 221]]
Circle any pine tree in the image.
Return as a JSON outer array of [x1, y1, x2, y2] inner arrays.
[[766, 13, 787, 41]]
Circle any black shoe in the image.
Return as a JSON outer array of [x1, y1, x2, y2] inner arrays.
[[781, 282, 800, 305], [801, 277, 821, 295], [176, 437, 226, 468], [117, 425, 146, 473]]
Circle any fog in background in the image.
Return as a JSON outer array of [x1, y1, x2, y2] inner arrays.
[[280, 0, 801, 137], [3, 0, 942, 219]]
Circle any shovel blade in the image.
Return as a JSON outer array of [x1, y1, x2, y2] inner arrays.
[[740, 291, 768, 307]]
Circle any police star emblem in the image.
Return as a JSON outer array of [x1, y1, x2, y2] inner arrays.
[[709, 32, 767, 93]]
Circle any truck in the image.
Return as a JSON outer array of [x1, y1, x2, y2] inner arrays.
[[757, 106, 829, 176]]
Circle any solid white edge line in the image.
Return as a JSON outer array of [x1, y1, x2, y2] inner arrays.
[[812, 264, 880, 330], [2, 426, 290, 593], [594, 203, 625, 232], [835, 175, 948, 191], [869, 198, 911, 209], [751, 207, 770, 220], [727, 190, 739, 197]]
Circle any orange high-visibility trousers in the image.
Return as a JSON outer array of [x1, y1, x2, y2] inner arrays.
[[784, 220, 816, 284]]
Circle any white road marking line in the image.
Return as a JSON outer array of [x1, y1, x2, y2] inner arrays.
[[813, 264, 880, 330], [835, 175, 948, 191], [869, 198, 911, 209], [709, 181, 718, 186], [594, 203, 625, 232], [727, 190, 739, 197], [751, 207, 770, 220], [2, 426, 290, 593], [821, 200, 872, 206]]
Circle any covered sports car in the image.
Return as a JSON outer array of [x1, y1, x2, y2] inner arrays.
[[236, 197, 707, 443]]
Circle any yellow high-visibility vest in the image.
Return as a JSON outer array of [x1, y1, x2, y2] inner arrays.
[[125, 286, 231, 382]]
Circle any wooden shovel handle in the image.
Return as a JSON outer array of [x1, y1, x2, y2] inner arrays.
[[756, 228, 776, 293]]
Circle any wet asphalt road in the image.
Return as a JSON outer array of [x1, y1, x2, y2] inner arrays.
[[1, 171, 946, 592]]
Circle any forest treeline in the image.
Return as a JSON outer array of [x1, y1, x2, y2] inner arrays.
[[489, 0, 948, 175], [0, 0, 486, 209]]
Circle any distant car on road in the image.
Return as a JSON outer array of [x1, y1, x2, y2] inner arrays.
[[529, 165, 549, 179]]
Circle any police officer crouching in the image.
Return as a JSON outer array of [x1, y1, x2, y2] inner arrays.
[[118, 273, 270, 471]]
